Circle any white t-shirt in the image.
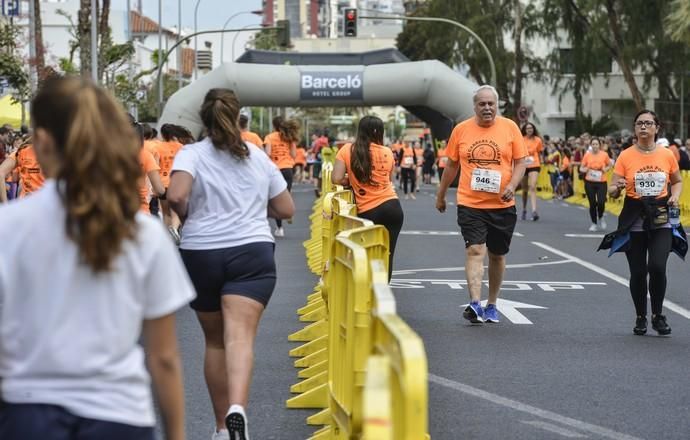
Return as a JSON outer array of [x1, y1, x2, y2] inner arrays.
[[172, 138, 287, 250], [0, 180, 196, 427]]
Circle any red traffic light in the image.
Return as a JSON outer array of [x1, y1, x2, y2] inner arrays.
[[346, 10, 356, 20]]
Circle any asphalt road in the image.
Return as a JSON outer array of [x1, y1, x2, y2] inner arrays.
[[170, 181, 690, 440]]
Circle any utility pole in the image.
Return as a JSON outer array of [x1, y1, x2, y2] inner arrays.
[[28, 0, 37, 92], [158, 0, 163, 119], [177, 0, 182, 88], [91, 0, 98, 83]]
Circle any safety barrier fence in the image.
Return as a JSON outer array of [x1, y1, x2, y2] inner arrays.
[[287, 159, 430, 439], [536, 167, 690, 224]]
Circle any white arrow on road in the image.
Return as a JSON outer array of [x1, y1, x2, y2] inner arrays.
[[463, 299, 546, 324]]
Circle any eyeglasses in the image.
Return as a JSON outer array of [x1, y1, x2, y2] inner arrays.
[[635, 120, 656, 127]]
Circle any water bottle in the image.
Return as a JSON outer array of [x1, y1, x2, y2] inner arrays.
[[669, 206, 681, 227]]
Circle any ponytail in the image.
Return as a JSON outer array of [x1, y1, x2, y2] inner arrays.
[[31, 77, 141, 272], [272, 115, 300, 144], [200, 88, 248, 159]]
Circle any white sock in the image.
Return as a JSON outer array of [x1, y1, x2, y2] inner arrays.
[[227, 404, 246, 417]]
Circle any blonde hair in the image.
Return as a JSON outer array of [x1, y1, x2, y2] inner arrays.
[[31, 77, 141, 272]]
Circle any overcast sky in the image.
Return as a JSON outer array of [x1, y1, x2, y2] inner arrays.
[[112, 0, 263, 67]]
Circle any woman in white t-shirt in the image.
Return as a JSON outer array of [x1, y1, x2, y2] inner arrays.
[[168, 88, 295, 440], [0, 78, 195, 440]]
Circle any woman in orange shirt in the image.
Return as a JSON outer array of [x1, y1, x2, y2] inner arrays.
[[264, 116, 299, 237], [332, 116, 403, 280], [520, 122, 543, 221], [133, 124, 166, 215], [580, 138, 612, 231], [0, 138, 45, 203], [158, 124, 184, 242], [294, 145, 307, 183], [602, 110, 684, 336], [398, 142, 417, 199]]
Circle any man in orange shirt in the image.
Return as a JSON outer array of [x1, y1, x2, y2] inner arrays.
[[436, 85, 527, 324], [239, 114, 263, 150], [0, 143, 46, 203]]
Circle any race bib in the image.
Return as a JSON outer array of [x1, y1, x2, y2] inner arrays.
[[524, 156, 535, 165], [634, 172, 666, 197], [403, 156, 414, 166], [586, 169, 603, 181], [439, 157, 449, 167], [471, 168, 501, 193]]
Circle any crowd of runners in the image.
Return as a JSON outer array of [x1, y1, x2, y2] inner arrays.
[[0, 78, 687, 440]]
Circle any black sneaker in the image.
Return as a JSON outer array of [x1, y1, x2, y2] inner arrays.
[[225, 405, 249, 440], [532, 212, 540, 221], [633, 316, 647, 335], [651, 315, 671, 335], [521, 210, 527, 221]]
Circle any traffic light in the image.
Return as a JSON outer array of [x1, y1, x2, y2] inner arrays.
[[344, 8, 357, 37], [276, 19, 290, 47]]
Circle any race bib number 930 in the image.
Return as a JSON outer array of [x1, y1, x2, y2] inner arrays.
[[634, 172, 666, 197]]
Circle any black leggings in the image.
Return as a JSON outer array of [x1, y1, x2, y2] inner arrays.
[[276, 168, 293, 228], [401, 168, 416, 194], [625, 229, 672, 317], [584, 181, 607, 223], [358, 199, 405, 281]]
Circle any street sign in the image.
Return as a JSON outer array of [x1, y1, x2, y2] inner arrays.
[[2, 0, 20, 17]]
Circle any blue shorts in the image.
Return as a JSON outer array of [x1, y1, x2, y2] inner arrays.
[[0, 403, 154, 440], [180, 242, 277, 311]]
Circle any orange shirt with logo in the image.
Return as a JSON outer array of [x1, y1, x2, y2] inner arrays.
[[12, 146, 45, 197], [241, 131, 263, 149], [295, 147, 307, 166], [614, 146, 678, 200], [523, 136, 543, 167], [581, 150, 611, 182], [400, 147, 416, 169], [155, 141, 182, 187], [264, 132, 295, 169], [336, 143, 397, 213], [446, 116, 526, 209], [437, 148, 448, 169], [138, 148, 160, 213]]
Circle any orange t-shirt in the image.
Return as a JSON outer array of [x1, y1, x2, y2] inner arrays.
[[446, 116, 527, 209], [295, 147, 307, 166], [336, 143, 397, 213], [144, 139, 161, 163], [437, 148, 448, 169], [241, 130, 263, 149], [581, 150, 611, 182], [668, 144, 681, 162], [138, 148, 160, 213], [400, 147, 416, 169], [614, 146, 678, 200], [391, 143, 403, 164], [155, 141, 182, 187], [560, 156, 571, 173], [414, 147, 424, 161], [12, 146, 45, 197], [264, 132, 295, 169], [523, 136, 543, 168]]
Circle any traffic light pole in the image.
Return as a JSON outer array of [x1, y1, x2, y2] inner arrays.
[[155, 26, 279, 119], [360, 15, 497, 88]]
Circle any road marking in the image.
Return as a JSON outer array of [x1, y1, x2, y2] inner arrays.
[[521, 420, 588, 438], [428, 374, 643, 440], [532, 241, 690, 320], [392, 259, 572, 275], [400, 230, 524, 237], [461, 299, 545, 324], [564, 234, 604, 238], [391, 278, 605, 290]]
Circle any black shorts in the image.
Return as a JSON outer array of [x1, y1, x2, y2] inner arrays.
[[525, 166, 541, 174], [180, 242, 277, 311], [457, 205, 517, 255]]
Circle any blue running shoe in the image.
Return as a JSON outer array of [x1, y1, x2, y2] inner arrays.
[[484, 304, 500, 323], [463, 301, 484, 324]]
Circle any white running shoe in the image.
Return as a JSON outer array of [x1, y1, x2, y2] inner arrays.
[[274, 227, 285, 237], [212, 429, 230, 440], [225, 404, 249, 440], [588, 223, 598, 232], [599, 218, 607, 230]]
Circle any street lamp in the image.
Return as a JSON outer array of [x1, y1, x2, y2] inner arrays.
[[220, 10, 263, 64], [231, 23, 265, 62], [193, 0, 202, 80]]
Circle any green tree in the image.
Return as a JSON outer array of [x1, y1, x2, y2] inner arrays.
[[666, 0, 690, 43], [396, 0, 546, 117], [0, 24, 30, 102]]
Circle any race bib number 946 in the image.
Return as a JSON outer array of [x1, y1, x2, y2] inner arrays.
[[471, 169, 501, 193], [634, 172, 666, 197]]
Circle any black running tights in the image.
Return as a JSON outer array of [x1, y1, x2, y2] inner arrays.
[[584, 181, 607, 223], [276, 168, 293, 228], [625, 229, 672, 317], [358, 199, 405, 281], [401, 168, 415, 194]]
